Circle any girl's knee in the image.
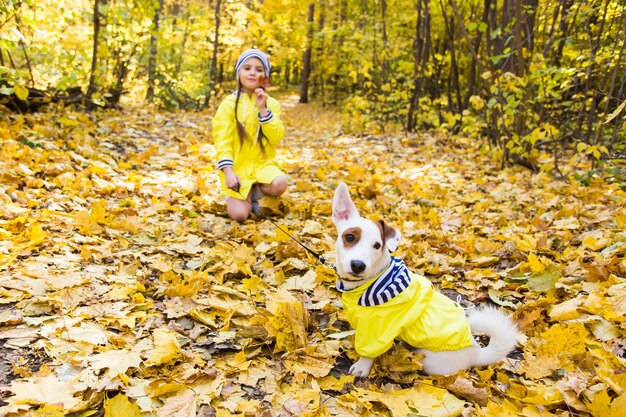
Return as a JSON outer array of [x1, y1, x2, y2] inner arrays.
[[268, 177, 287, 196], [227, 201, 250, 221], [229, 209, 250, 222]]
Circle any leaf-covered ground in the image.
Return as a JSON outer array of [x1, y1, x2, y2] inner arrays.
[[1, 94, 625, 416]]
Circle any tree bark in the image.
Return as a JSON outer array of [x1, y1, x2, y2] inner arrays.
[[86, 0, 102, 99], [173, 8, 190, 81], [203, 0, 222, 108], [146, 0, 163, 102], [407, 0, 430, 132], [299, 2, 315, 103]]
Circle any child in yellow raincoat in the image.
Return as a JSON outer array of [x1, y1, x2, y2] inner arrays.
[[213, 48, 287, 221]]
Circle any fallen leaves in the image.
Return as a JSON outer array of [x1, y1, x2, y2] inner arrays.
[[1, 96, 626, 416]]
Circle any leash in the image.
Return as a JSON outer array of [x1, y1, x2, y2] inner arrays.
[[231, 186, 335, 271]]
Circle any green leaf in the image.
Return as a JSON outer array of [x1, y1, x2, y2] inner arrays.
[[488, 288, 517, 308], [603, 101, 625, 124], [14, 84, 29, 101], [0, 86, 13, 96], [527, 270, 559, 293]]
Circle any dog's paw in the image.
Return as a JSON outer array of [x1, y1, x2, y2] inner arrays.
[[349, 357, 374, 377]]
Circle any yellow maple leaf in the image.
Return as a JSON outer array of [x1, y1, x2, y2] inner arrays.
[[25, 222, 47, 247], [538, 322, 588, 357], [607, 282, 626, 316], [146, 329, 181, 366], [88, 349, 142, 377], [265, 299, 309, 353], [228, 350, 252, 370], [586, 390, 626, 417], [527, 252, 544, 273], [548, 297, 583, 321], [515, 234, 537, 252], [582, 232, 610, 251], [615, 209, 626, 228], [104, 393, 145, 417], [145, 380, 187, 398], [316, 374, 355, 391], [188, 308, 219, 328], [4, 373, 82, 410], [350, 383, 467, 417], [30, 404, 65, 416], [284, 353, 334, 378], [90, 200, 108, 224], [156, 389, 196, 417], [75, 210, 103, 235], [522, 322, 588, 379]]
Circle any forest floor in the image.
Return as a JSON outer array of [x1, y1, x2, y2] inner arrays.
[[1, 93, 625, 416]]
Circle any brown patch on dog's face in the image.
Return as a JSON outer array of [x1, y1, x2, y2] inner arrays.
[[342, 228, 362, 248], [376, 221, 396, 248]]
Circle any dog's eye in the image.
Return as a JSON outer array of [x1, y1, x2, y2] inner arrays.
[[373, 242, 382, 250], [345, 233, 355, 242]]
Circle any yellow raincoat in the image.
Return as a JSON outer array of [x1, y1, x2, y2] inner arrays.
[[340, 258, 474, 358], [213, 91, 285, 199]]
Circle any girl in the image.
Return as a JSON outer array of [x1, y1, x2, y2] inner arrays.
[[213, 48, 288, 221]]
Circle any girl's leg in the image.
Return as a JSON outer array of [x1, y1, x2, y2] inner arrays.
[[259, 175, 287, 197], [226, 197, 251, 222]]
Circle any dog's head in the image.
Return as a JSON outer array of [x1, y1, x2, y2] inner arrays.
[[332, 183, 401, 287]]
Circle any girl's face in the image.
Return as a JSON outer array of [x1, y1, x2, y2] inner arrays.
[[239, 57, 266, 93]]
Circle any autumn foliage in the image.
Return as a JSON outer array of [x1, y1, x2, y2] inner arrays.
[[0, 94, 625, 416], [1, 0, 626, 415]]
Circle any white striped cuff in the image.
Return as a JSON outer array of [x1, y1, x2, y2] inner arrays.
[[217, 159, 233, 170], [258, 110, 273, 124]]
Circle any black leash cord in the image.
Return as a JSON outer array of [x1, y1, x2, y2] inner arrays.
[[231, 187, 328, 266]]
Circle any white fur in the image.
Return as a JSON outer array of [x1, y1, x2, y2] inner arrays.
[[419, 306, 519, 375], [332, 182, 519, 376]]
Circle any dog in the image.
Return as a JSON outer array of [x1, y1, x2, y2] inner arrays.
[[331, 182, 519, 377]]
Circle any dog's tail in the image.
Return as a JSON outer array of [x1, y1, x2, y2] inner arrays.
[[469, 306, 519, 367]]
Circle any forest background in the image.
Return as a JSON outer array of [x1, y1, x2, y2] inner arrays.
[[1, 0, 625, 173], [1, 0, 626, 416]]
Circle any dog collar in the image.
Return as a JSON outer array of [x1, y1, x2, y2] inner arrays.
[[337, 256, 412, 306]]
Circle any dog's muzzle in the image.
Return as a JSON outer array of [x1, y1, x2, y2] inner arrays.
[[350, 260, 366, 275]]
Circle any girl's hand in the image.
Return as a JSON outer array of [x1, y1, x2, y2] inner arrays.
[[223, 168, 240, 192], [255, 87, 268, 112]]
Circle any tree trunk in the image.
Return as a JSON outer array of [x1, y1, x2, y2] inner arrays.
[[86, 0, 102, 99], [554, 0, 574, 66], [173, 8, 190, 81], [315, 1, 326, 102], [299, 2, 315, 103], [146, 0, 163, 102], [407, 0, 430, 132], [577, 0, 610, 137], [380, 0, 390, 79], [204, 0, 222, 108]]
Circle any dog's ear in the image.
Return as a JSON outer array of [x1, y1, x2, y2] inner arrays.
[[332, 182, 359, 224], [379, 220, 401, 252]]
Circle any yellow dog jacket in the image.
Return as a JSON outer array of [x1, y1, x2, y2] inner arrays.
[[337, 257, 474, 358]]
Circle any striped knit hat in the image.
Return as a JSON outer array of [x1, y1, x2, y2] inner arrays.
[[235, 48, 271, 78]]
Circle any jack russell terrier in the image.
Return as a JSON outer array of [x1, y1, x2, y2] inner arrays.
[[332, 182, 519, 377]]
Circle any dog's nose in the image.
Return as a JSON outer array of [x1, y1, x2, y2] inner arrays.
[[350, 260, 366, 274]]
